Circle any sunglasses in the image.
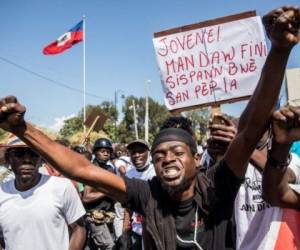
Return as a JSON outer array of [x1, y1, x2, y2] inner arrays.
[[7, 149, 40, 159]]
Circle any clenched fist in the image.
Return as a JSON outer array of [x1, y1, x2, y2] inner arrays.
[[272, 105, 300, 144], [0, 96, 26, 133], [263, 6, 300, 50]]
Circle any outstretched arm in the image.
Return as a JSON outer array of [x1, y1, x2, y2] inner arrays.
[[0, 97, 127, 203], [224, 6, 300, 178], [263, 106, 300, 209]]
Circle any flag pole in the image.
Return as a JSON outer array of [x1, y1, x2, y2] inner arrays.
[[83, 15, 86, 134]]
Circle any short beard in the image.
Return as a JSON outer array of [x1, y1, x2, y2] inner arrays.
[[159, 177, 192, 197], [19, 176, 34, 186]]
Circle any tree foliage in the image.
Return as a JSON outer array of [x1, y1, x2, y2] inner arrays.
[[59, 101, 117, 140], [59, 96, 232, 146], [69, 130, 109, 146], [59, 116, 83, 138], [183, 108, 211, 144], [118, 96, 170, 143]]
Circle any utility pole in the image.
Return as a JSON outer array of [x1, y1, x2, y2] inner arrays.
[[114, 89, 124, 140], [145, 80, 150, 142], [114, 91, 117, 140], [132, 99, 139, 139]]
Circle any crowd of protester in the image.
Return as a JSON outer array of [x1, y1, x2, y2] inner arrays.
[[0, 5, 300, 250]]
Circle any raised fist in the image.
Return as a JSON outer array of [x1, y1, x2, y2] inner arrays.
[[263, 6, 300, 50], [0, 96, 26, 133], [272, 105, 300, 144]]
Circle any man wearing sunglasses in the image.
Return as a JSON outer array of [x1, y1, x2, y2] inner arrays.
[[0, 135, 86, 250]]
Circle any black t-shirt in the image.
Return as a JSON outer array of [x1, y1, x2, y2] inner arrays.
[[123, 160, 243, 250], [175, 197, 210, 249]]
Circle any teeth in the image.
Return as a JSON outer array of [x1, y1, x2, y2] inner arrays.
[[166, 169, 178, 175]]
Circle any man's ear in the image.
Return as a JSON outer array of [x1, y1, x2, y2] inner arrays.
[[194, 153, 201, 170]]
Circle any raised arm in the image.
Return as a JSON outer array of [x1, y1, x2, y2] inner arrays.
[[262, 106, 300, 209], [0, 97, 127, 203], [224, 6, 300, 178]]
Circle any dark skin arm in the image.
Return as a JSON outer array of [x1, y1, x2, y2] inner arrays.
[[0, 104, 127, 203], [224, 6, 300, 178], [263, 106, 300, 209], [69, 217, 86, 250], [113, 158, 127, 177], [251, 148, 296, 182], [207, 112, 296, 182], [117, 166, 127, 177], [123, 208, 132, 231], [250, 149, 268, 169], [82, 185, 106, 203], [0, 6, 299, 203], [206, 115, 268, 170]]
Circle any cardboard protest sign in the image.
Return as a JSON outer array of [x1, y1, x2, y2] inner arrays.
[[153, 11, 267, 112], [84, 109, 107, 132], [286, 68, 300, 106], [81, 109, 107, 145]]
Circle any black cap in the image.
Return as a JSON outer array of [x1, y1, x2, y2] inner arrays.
[[127, 139, 150, 151]]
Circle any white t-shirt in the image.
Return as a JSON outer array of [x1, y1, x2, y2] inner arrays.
[[114, 156, 133, 175], [235, 153, 300, 250], [0, 166, 14, 183], [113, 156, 133, 238], [0, 174, 85, 250], [126, 164, 156, 235], [106, 160, 117, 173], [200, 149, 213, 169]]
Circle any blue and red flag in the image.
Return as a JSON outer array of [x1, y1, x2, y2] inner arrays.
[[43, 20, 83, 55]]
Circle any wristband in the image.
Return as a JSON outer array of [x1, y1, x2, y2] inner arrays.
[[267, 151, 291, 169]]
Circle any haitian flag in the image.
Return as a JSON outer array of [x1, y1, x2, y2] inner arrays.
[[43, 20, 83, 55]]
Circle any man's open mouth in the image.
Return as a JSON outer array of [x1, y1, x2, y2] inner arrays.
[[161, 165, 182, 180], [19, 165, 35, 174], [134, 159, 143, 164]]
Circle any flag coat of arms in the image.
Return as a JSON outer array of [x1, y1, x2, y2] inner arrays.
[[43, 20, 83, 55]]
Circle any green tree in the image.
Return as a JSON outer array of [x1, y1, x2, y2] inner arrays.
[[118, 96, 170, 143], [98, 101, 118, 140], [59, 101, 118, 140], [59, 116, 83, 138], [79, 102, 118, 123], [184, 108, 211, 144]]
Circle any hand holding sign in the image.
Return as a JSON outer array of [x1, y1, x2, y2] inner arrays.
[[209, 115, 237, 144], [0, 96, 26, 134], [207, 114, 237, 159], [263, 6, 300, 50]]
